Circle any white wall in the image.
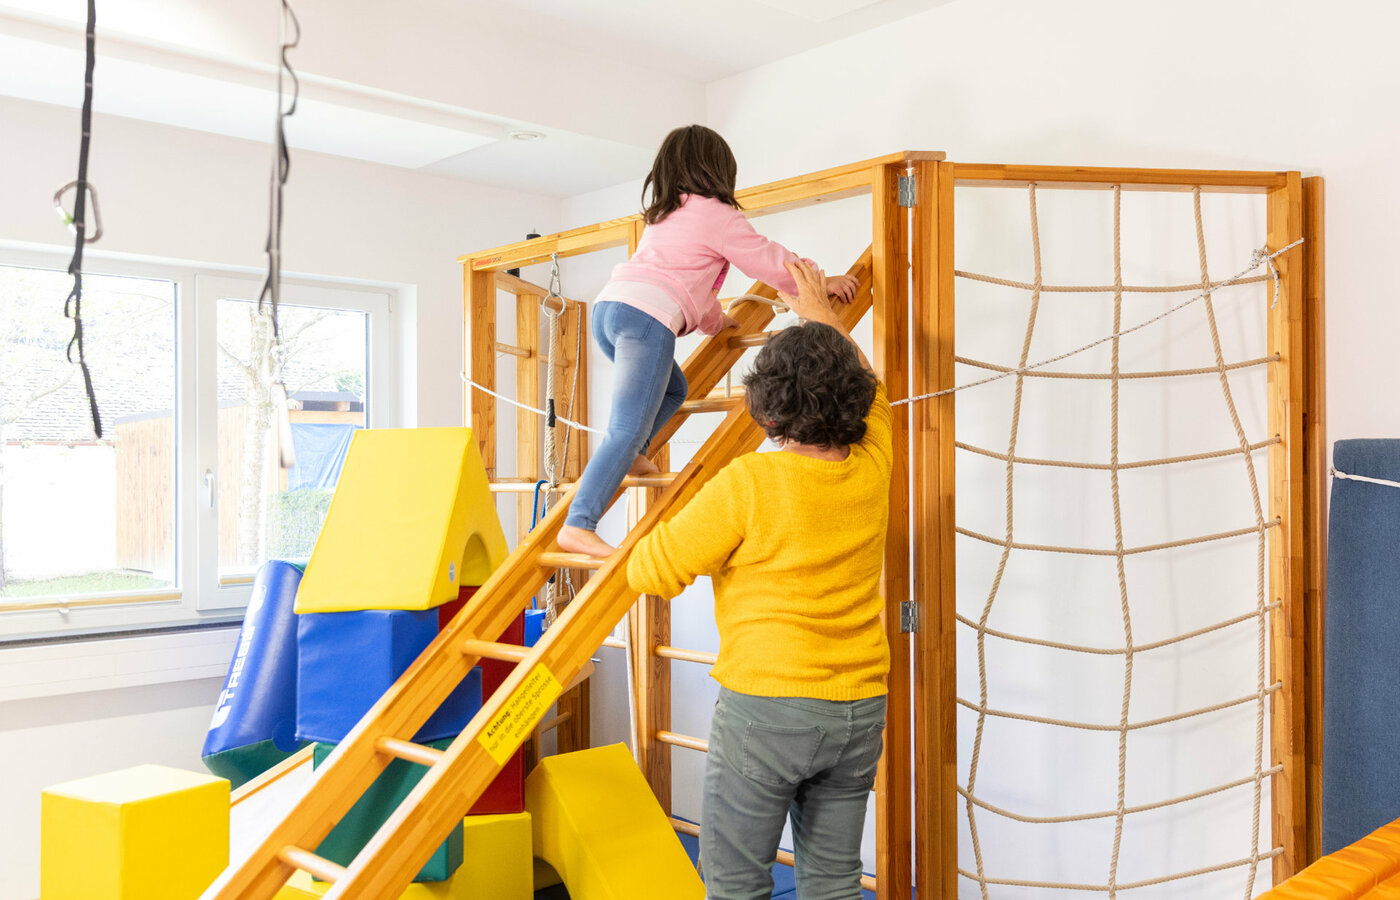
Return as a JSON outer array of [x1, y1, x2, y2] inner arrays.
[[706, 0, 1393, 444], [0, 92, 560, 899], [0, 675, 227, 900], [0, 94, 562, 428]]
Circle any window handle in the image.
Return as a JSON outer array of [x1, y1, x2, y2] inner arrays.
[[205, 470, 216, 509]]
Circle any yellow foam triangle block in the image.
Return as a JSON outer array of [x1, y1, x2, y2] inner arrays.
[[295, 428, 508, 613], [525, 744, 704, 900]]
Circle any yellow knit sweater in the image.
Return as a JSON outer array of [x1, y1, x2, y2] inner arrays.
[[627, 384, 892, 700]]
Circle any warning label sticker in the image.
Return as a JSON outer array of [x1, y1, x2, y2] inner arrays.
[[479, 664, 563, 765]]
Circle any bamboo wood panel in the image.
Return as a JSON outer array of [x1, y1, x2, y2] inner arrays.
[[871, 161, 913, 900], [913, 158, 958, 900], [1301, 176, 1326, 866]]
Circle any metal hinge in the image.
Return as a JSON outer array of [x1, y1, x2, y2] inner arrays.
[[900, 600, 919, 633], [898, 174, 917, 207]]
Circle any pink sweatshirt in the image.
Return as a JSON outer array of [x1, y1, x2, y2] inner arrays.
[[596, 194, 814, 337]]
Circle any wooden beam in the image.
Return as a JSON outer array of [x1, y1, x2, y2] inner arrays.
[[496, 270, 549, 297], [516, 290, 541, 543], [462, 152, 944, 272], [871, 160, 913, 900], [912, 158, 958, 900], [952, 163, 1288, 193], [465, 267, 497, 478], [1267, 172, 1308, 883], [1301, 175, 1327, 866]]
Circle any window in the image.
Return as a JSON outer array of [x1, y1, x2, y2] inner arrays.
[[0, 256, 395, 639]]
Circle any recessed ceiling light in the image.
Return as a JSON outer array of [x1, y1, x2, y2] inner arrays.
[[509, 129, 546, 142]]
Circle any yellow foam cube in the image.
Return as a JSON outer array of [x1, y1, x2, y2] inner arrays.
[[41, 764, 229, 900], [279, 812, 531, 899], [295, 428, 508, 613], [526, 744, 703, 899]]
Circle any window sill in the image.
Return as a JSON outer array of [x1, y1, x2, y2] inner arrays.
[[0, 625, 239, 702]]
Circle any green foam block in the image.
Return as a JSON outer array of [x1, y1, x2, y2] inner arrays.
[[312, 740, 462, 883]]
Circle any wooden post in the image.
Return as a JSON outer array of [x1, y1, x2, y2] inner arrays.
[[465, 267, 497, 477], [1301, 175, 1326, 865], [1267, 172, 1307, 882], [871, 162, 912, 900], [516, 291, 541, 542], [912, 158, 957, 900], [629, 448, 672, 815]]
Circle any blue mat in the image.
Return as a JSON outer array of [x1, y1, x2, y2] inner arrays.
[[1323, 439, 1400, 853]]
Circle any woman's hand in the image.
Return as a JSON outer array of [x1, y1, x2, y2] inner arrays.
[[825, 273, 859, 304], [779, 260, 835, 323]]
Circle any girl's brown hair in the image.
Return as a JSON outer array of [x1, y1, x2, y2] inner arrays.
[[641, 125, 741, 225]]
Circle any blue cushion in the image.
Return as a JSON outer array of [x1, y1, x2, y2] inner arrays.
[[1323, 439, 1400, 852]]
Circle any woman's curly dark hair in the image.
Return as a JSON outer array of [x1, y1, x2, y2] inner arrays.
[[743, 322, 877, 448]]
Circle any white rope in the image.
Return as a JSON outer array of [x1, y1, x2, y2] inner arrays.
[[459, 374, 602, 435], [1332, 467, 1400, 490], [891, 238, 1304, 408]]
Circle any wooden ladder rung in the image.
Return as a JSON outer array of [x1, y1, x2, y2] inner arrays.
[[462, 639, 530, 663], [622, 473, 678, 489], [278, 846, 346, 884], [374, 736, 446, 767], [654, 645, 717, 665], [729, 331, 777, 349], [680, 395, 744, 414], [538, 551, 606, 570], [656, 730, 709, 752]]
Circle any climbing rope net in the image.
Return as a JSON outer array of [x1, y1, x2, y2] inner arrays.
[[955, 184, 1284, 899]]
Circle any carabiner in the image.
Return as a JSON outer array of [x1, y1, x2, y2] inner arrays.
[[53, 180, 103, 243]]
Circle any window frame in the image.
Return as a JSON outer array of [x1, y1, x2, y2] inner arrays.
[[0, 247, 398, 640], [195, 274, 394, 611]]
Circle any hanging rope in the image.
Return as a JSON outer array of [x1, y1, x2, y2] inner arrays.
[[256, 0, 300, 339], [257, 0, 301, 470], [57, 0, 102, 439], [892, 236, 1302, 408], [1332, 467, 1400, 490]]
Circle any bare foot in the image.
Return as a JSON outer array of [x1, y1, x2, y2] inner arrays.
[[557, 525, 616, 559], [628, 454, 661, 477]]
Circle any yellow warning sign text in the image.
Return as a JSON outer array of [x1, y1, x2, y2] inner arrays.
[[479, 664, 563, 765]]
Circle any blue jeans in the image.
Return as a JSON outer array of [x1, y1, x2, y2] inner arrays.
[[565, 301, 687, 531], [701, 688, 887, 900]]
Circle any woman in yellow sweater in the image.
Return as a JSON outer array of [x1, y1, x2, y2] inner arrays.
[[628, 260, 891, 900]]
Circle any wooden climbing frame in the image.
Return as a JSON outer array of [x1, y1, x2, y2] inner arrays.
[[201, 153, 1321, 900], [913, 162, 1325, 898], [465, 157, 1325, 899], [463, 151, 942, 900], [469, 267, 593, 758]]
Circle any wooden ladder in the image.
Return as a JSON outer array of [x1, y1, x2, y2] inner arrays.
[[201, 250, 874, 900]]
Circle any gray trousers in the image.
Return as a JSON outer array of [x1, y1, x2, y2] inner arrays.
[[700, 687, 887, 900]]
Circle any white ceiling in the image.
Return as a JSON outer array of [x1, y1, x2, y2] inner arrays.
[[413, 0, 955, 82], [0, 0, 954, 196]]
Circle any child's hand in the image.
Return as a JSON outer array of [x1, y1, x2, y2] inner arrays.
[[779, 261, 834, 322], [720, 314, 741, 331], [825, 274, 859, 304]]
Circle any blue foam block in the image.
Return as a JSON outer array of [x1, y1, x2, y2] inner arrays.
[[203, 560, 305, 782], [295, 608, 483, 744], [524, 608, 545, 647], [1323, 439, 1400, 853]]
